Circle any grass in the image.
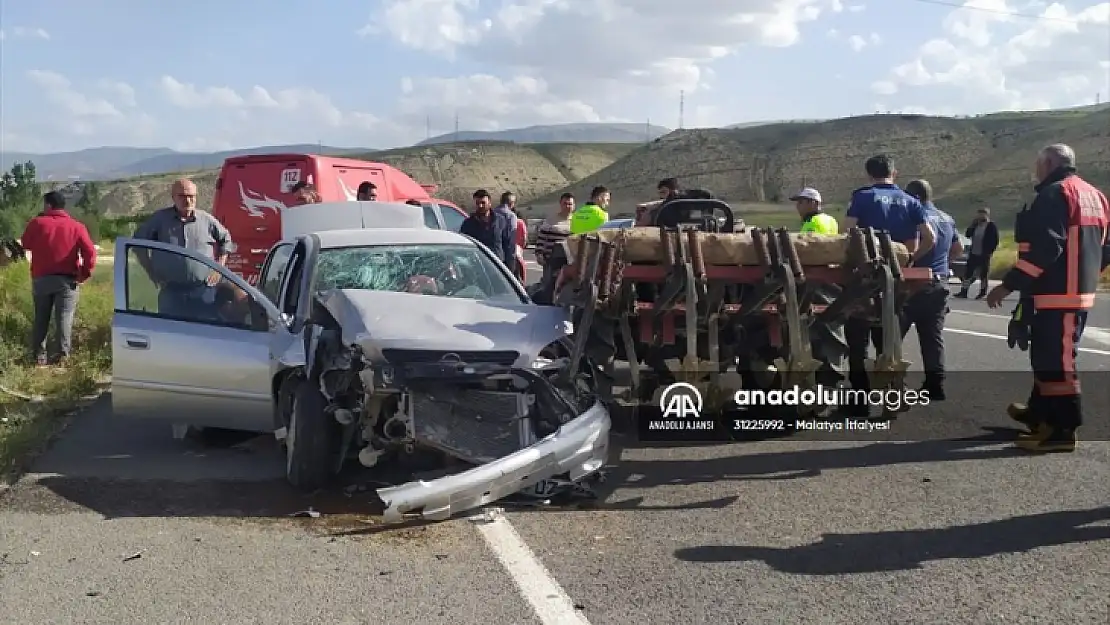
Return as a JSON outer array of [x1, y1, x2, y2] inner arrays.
[[0, 263, 113, 484]]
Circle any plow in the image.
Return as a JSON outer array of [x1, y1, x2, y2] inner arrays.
[[556, 197, 935, 423]]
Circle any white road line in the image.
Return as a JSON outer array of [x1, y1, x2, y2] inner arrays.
[[947, 310, 1110, 347], [472, 508, 591, 625], [945, 327, 1110, 356]]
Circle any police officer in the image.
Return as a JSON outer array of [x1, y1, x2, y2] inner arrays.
[[841, 154, 937, 417], [986, 144, 1110, 452], [569, 185, 611, 234], [903, 179, 961, 399], [790, 187, 838, 235]]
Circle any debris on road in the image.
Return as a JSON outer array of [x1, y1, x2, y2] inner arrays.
[[289, 508, 321, 518], [122, 550, 144, 562]]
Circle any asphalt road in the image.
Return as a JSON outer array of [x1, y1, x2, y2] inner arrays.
[[2, 251, 1108, 624]]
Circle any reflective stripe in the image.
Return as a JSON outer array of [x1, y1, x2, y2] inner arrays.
[[1036, 379, 1081, 396], [1017, 242, 1030, 252], [1033, 293, 1096, 309], [1014, 259, 1043, 277]]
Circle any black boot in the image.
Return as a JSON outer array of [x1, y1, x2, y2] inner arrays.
[[920, 376, 945, 401], [954, 288, 968, 298]]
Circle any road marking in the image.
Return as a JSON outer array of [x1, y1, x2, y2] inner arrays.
[[945, 327, 1110, 356], [947, 310, 1110, 347], [472, 508, 591, 625]]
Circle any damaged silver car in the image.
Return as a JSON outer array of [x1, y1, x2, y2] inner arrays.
[[111, 228, 610, 523]]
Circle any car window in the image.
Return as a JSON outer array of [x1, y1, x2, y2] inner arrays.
[[422, 205, 441, 229], [259, 244, 293, 304], [124, 244, 263, 331], [315, 243, 524, 303], [438, 205, 465, 232]]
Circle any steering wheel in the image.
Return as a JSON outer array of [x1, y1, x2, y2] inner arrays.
[[653, 198, 735, 232]]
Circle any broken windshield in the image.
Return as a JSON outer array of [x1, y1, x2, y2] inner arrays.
[[316, 243, 525, 303]]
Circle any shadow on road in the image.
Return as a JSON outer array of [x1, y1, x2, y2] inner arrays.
[[673, 506, 1110, 574]]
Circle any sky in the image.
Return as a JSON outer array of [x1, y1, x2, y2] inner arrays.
[[0, 0, 1107, 154]]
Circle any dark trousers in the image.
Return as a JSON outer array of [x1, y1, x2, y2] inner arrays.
[[1027, 309, 1087, 430], [961, 253, 991, 293], [846, 282, 949, 390], [31, 274, 80, 361], [900, 283, 949, 385]]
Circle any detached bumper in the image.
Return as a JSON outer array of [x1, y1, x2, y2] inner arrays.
[[377, 400, 611, 523]]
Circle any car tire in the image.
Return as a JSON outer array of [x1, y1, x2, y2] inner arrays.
[[274, 371, 303, 448], [286, 376, 339, 491]]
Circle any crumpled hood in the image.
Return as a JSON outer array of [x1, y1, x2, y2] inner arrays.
[[317, 289, 569, 364]]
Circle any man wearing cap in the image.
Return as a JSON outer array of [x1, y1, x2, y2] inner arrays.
[[792, 187, 838, 235]]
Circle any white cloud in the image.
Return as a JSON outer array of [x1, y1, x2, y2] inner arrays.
[[19, 70, 157, 150], [366, 0, 841, 123], [847, 3, 865, 11], [98, 80, 138, 107], [847, 32, 880, 51], [871, 80, 898, 95], [9, 26, 50, 40], [874, 1, 1110, 112]]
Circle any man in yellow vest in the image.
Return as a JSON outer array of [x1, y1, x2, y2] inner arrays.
[[569, 185, 611, 234], [791, 187, 838, 235]]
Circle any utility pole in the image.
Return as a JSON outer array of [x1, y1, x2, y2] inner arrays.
[[645, 118, 651, 143], [679, 91, 685, 130], [454, 112, 460, 142], [1097, 92, 1102, 106], [426, 115, 431, 140]]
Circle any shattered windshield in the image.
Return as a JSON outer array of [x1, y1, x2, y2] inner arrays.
[[316, 243, 525, 303]]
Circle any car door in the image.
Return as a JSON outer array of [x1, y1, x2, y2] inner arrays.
[[259, 242, 295, 305], [439, 204, 466, 232], [111, 237, 285, 432], [421, 204, 444, 229]]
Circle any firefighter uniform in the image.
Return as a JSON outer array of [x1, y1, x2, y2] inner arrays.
[[1001, 166, 1110, 451]]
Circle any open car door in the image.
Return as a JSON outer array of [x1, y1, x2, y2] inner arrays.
[[111, 237, 285, 433]]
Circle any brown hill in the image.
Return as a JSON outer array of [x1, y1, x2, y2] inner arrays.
[[532, 109, 1110, 225], [79, 142, 637, 216]]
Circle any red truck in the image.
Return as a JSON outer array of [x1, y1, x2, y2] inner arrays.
[[210, 153, 468, 285]]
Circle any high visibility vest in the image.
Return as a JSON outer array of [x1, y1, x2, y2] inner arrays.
[[569, 203, 609, 235], [800, 212, 839, 235]]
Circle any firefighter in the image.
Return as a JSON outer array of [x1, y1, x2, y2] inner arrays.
[[986, 144, 1110, 452]]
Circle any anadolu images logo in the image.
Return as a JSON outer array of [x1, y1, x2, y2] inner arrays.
[[659, 382, 703, 419]]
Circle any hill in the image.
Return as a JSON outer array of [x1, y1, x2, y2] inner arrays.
[[63, 141, 638, 216], [1, 144, 373, 181], [418, 123, 670, 146], [533, 108, 1110, 225]]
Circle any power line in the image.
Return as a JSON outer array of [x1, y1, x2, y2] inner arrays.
[[905, 0, 1087, 24]]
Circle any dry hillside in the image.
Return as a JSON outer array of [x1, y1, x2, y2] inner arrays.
[[82, 142, 636, 216], [534, 109, 1110, 224]]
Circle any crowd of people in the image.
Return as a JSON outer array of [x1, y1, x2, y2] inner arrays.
[[10, 141, 1108, 453]]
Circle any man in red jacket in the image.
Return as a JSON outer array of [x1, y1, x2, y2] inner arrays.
[[19, 191, 97, 366]]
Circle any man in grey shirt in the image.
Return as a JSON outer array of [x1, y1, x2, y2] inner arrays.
[[134, 178, 236, 320]]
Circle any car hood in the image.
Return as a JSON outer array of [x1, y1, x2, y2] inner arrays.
[[317, 289, 569, 364]]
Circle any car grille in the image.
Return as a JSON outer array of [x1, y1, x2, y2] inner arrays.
[[412, 390, 527, 463], [382, 349, 519, 366]]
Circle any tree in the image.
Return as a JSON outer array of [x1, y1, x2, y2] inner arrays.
[[76, 182, 104, 241], [0, 160, 40, 239]]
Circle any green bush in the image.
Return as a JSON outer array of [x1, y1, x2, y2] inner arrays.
[[0, 261, 113, 480]]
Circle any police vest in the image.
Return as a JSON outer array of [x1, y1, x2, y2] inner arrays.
[[800, 212, 838, 235], [569, 203, 609, 234]]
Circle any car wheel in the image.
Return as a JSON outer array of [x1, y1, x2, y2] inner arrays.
[[286, 377, 340, 491], [274, 371, 304, 449]]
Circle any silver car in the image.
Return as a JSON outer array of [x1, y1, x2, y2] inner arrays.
[[111, 228, 611, 523]]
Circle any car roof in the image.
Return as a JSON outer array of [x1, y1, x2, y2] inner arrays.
[[312, 227, 474, 249]]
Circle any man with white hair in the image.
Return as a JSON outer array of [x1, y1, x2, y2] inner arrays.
[[986, 143, 1110, 453]]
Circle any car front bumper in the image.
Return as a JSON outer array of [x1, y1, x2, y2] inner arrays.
[[377, 399, 611, 523]]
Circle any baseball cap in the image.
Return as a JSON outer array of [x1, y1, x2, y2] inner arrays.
[[790, 187, 822, 203]]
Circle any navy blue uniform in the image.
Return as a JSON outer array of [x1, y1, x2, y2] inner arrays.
[[844, 184, 932, 411], [846, 183, 927, 242]]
